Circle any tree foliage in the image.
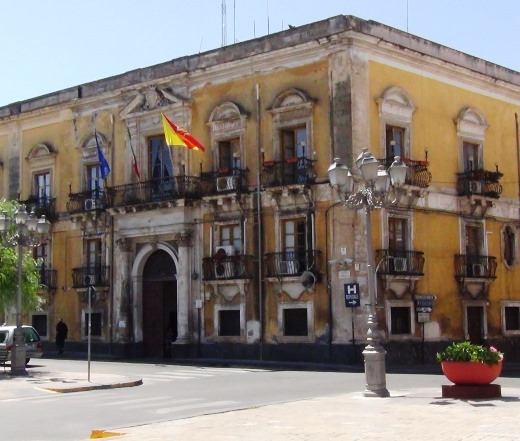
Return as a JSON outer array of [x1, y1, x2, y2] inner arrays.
[[0, 199, 43, 319]]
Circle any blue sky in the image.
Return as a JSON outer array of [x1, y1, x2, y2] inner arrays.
[[1, 1, 519, 107]]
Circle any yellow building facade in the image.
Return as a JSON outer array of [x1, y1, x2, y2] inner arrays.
[[0, 15, 519, 364]]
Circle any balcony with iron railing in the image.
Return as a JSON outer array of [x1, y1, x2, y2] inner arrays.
[[19, 196, 57, 221], [106, 176, 201, 209], [456, 169, 503, 199], [202, 254, 255, 281], [71, 266, 110, 288], [378, 156, 432, 188], [260, 157, 316, 188], [375, 249, 425, 276], [454, 254, 497, 279], [264, 250, 322, 278], [38, 268, 57, 291], [200, 167, 248, 196], [67, 190, 108, 214]]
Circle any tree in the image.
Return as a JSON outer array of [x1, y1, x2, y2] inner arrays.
[[0, 200, 43, 322]]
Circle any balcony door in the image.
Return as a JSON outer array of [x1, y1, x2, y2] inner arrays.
[[462, 142, 481, 172], [388, 216, 409, 272], [385, 125, 405, 160], [282, 217, 309, 274], [34, 171, 51, 206], [149, 135, 174, 200]]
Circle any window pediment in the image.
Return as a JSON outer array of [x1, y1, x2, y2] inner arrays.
[[269, 89, 315, 121], [119, 86, 187, 119], [378, 86, 415, 123], [26, 143, 57, 168], [81, 132, 108, 162], [208, 102, 248, 137], [457, 107, 488, 139]]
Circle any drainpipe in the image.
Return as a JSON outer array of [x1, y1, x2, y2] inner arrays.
[[515, 113, 520, 227], [255, 83, 264, 360]]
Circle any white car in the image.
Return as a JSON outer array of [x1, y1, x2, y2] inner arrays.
[[0, 325, 44, 364]]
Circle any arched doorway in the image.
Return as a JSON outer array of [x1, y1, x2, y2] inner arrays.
[[142, 249, 177, 357]]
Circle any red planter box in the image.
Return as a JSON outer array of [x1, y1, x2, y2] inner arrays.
[[441, 360, 502, 385]]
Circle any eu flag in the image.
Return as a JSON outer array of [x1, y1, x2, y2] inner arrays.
[[95, 130, 111, 179]]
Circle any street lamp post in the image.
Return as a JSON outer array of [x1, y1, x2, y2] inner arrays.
[[0, 205, 50, 375], [328, 149, 407, 397]]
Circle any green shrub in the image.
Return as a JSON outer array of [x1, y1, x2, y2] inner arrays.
[[436, 341, 503, 366]]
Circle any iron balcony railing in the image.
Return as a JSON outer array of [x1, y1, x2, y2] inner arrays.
[[19, 196, 57, 221], [72, 266, 110, 288], [39, 268, 57, 291], [200, 168, 248, 196], [375, 249, 425, 276], [67, 190, 108, 214], [202, 255, 255, 281], [378, 156, 432, 188], [264, 250, 322, 278], [106, 176, 201, 209], [456, 170, 503, 199], [454, 254, 497, 279], [260, 157, 316, 188]]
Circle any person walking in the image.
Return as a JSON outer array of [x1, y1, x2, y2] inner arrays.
[[56, 318, 68, 355]]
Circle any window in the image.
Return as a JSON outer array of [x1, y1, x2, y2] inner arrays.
[[503, 225, 516, 267], [385, 125, 405, 159], [505, 307, 520, 331], [149, 135, 173, 180], [86, 239, 102, 272], [218, 310, 241, 336], [32, 314, 48, 338], [283, 308, 308, 336], [219, 223, 242, 255], [463, 141, 481, 172], [465, 224, 484, 257], [84, 312, 102, 337], [501, 302, 520, 335], [34, 171, 51, 205], [386, 300, 414, 337], [281, 127, 307, 160], [218, 138, 240, 171], [388, 217, 408, 252], [281, 217, 309, 274], [86, 164, 104, 198], [33, 243, 49, 268], [390, 307, 411, 335]]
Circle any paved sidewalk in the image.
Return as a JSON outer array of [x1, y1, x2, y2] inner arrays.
[[90, 386, 520, 440]]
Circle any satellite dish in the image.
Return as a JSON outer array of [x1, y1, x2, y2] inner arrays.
[[300, 271, 316, 289]]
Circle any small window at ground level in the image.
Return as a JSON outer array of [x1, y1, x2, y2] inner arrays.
[[84, 313, 102, 337], [218, 310, 241, 336], [505, 306, 520, 331], [390, 307, 411, 335], [283, 308, 308, 336], [32, 315, 47, 337]]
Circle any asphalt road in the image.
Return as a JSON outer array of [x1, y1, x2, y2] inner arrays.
[[3, 358, 519, 441]]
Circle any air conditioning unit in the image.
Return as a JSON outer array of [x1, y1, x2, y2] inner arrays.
[[393, 257, 408, 273], [84, 274, 98, 286], [216, 176, 237, 192], [215, 245, 234, 256], [84, 198, 98, 211], [472, 263, 485, 277]]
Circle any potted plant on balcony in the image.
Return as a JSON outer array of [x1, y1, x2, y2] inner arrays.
[[436, 341, 503, 385]]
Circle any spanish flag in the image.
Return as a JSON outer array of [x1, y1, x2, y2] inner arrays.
[[161, 113, 205, 152]]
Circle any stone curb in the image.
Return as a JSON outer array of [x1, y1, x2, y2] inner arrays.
[[40, 378, 143, 393]]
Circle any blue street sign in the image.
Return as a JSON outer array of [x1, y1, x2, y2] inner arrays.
[[344, 283, 361, 308]]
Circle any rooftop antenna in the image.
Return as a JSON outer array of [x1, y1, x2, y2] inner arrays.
[[233, 0, 236, 43], [221, 0, 227, 47], [406, 0, 409, 32], [267, 0, 270, 34]]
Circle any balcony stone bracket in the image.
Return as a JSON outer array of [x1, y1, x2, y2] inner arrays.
[[402, 187, 428, 208], [205, 280, 247, 302], [457, 278, 494, 299], [460, 196, 494, 217], [78, 286, 108, 305], [380, 275, 421, 299], [264, 186, 313, 211], [268, 277, 312, 300]]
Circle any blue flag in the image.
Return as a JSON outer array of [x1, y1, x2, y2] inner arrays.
[[95, 130, 110, 179]]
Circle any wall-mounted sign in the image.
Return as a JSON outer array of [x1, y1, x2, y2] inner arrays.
[[344, 283, 361, 308]]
